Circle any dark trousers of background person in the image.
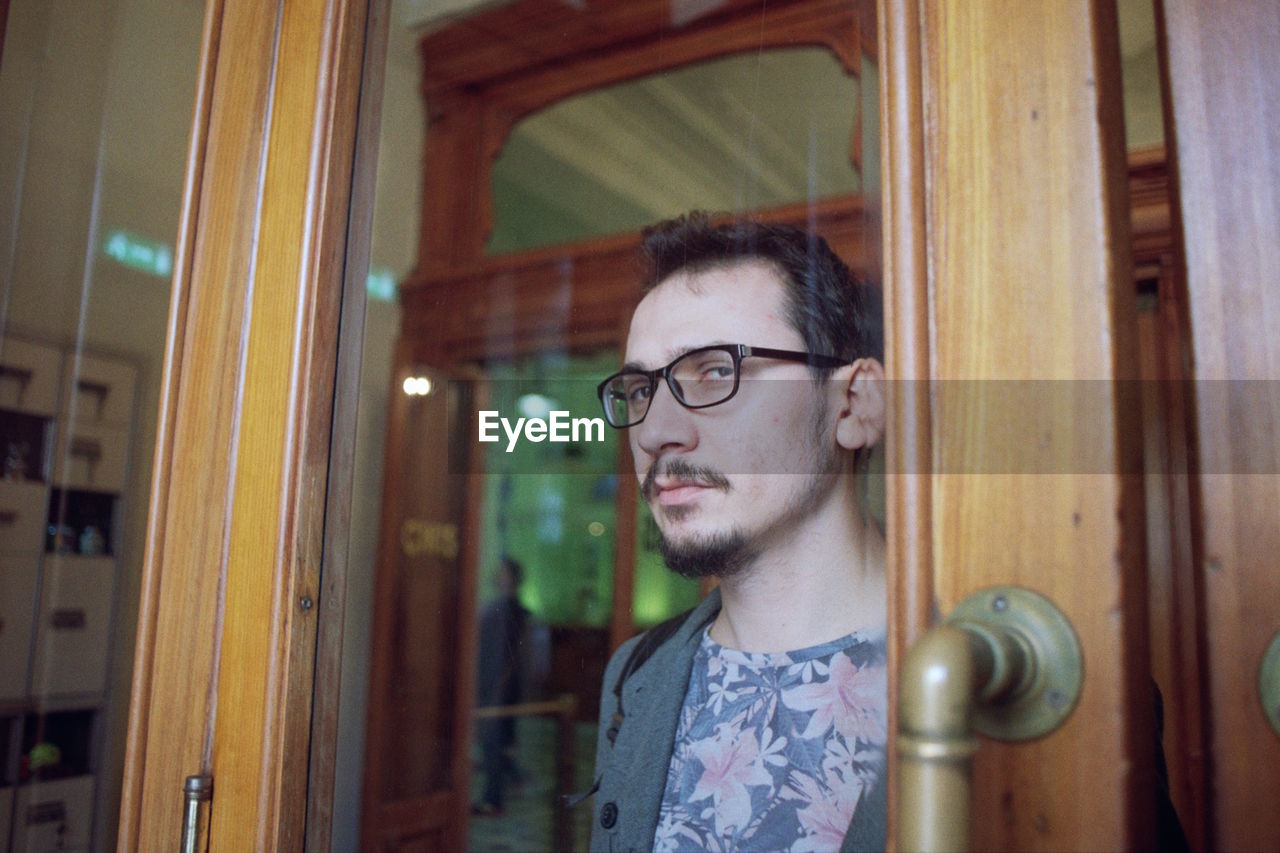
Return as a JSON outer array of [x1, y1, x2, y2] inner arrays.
[[479, 715, 520, 809]]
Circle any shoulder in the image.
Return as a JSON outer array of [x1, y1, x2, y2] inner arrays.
[[597, 591, 721, 722], [602, 631, 645, 692], [607, 590, 721, 688]]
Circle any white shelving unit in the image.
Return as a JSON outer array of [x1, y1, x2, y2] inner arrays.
[[0, 335, 136, 852]]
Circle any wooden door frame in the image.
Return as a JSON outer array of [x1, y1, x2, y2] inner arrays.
[[880, 1, 1155, 848], [118, 0, 383, 847]]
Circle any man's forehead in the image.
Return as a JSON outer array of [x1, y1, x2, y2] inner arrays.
[[624, 261, 793, 365]]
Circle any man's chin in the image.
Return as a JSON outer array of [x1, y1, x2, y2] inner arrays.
[[657, 528, 756, 580]]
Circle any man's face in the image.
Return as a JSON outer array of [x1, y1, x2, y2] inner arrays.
[[624, 261, 840, 578]]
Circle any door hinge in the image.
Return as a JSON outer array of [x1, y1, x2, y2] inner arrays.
[[180, 774, 213, 853]]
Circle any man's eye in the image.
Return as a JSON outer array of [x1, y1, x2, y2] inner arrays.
[[626, 383, 652, 403]]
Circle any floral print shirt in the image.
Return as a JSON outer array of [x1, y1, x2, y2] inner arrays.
[[653, 628, 887, 852]]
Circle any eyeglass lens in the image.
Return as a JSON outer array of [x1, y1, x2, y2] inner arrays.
[[603, 348, 738, 426]]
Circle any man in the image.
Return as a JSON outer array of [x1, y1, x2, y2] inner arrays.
[[590, 213, 887, 851], [474, 555, 530, 815]]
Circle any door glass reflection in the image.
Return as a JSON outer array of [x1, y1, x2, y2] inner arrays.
[[0, 0, 202, 849], [328, 2, 882, 850]]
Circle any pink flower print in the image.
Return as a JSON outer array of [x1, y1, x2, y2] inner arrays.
[[783, 655, 886, 743], [821, 736, 856, 787], [689, 726, 774, 836], [793, 787, 861, 852], [653, 810, 712, 853], [821, 735, 883, 790], [778, 771, 860, 851]]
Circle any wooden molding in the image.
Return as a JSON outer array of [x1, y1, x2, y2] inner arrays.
[[400, 195, 873, 365], [877, 0, 932, 844]]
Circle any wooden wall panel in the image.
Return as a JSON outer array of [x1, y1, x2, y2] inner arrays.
[[1159, 1, 1280, 849], [882, 1, 1152, 848]]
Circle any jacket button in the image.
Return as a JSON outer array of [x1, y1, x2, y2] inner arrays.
[[600, 801, 618, 829]]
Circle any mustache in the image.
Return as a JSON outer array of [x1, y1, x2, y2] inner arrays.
[[641, 458, 732, 501]]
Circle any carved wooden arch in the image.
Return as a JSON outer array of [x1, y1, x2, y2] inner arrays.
[[403, 0, 878, 364]]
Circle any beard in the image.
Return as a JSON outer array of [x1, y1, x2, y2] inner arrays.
[[658, 527, 758, 580], [647, 393, 841, 580]]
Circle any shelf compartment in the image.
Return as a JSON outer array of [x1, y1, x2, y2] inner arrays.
[[45, 489, 117, 558], [11, 774, 94, 851], [0, 340, 60, 417], [30, 557, 114, 699], [0, 409, 52, 485], [61, 353, 136, 427], [0, 480, 49, 553], [51, 422, 129, 493], [0, 555, 39, 703]]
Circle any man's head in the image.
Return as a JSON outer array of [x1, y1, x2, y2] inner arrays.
[[640, 212, 883, 373], [498, 555, 523, 595], [610, 212, 884, 580]]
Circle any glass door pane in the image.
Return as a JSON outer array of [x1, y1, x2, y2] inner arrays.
[[327, 1, 884, 849], [0, 1, 202, 849]]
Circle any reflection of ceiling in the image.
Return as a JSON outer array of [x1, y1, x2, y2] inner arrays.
[[488, 48, 864, 253], [399, 0, 1165, 257]]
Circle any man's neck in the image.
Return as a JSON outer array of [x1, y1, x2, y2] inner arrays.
[[708, 487, 886, 654]]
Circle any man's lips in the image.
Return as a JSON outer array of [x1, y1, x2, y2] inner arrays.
[[654, 481, 713, 506], [641, 459, 731, 502]]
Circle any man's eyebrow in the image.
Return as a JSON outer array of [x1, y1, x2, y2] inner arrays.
[[619, 341, 736, 374]]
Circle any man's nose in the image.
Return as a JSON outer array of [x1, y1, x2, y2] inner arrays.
[[633, 379, 696, 457]]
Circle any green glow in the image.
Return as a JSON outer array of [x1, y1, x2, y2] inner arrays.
[[102, 230, 173, 277], [366, 267, 397, 302]]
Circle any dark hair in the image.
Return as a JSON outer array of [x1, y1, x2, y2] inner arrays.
[[640, 212, 883, 374]]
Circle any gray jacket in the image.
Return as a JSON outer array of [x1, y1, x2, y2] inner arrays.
[[588, 589, 886, 852]]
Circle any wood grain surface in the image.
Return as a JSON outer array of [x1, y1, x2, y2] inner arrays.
[[1160, 1, 1280, 849], [881, 1, 1153, 848]]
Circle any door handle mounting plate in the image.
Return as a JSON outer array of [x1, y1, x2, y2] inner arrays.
[[947, 586, 1083, 741]]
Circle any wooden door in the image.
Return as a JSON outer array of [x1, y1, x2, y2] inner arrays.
[[880, 1, 1156, 848], [1158, 2, 1280, 849], [117, 0, 381, 848], [882, 0, 1280, 849], [359, 356, 482, 851]]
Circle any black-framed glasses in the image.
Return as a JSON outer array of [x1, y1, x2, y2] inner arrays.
[[596, 344, 848, 428]]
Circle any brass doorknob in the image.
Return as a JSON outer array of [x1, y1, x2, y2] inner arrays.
[[897, 586, 1082, 852]]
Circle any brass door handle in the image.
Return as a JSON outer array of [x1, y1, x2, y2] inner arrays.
[[897, 587, 1082, 852]]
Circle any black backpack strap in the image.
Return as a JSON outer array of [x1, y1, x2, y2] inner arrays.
[[605, 605, 710, 745], [565, 609, 698, 810]]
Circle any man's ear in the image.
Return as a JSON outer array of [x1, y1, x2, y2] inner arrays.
[[833, 358, 885, 451]]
